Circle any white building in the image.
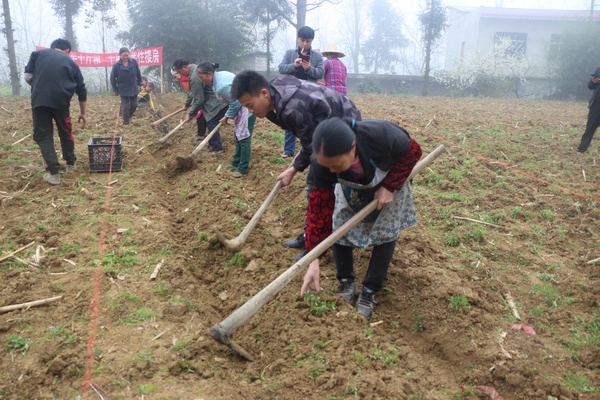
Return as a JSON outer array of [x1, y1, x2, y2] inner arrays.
[[445, 7, 599, 77]]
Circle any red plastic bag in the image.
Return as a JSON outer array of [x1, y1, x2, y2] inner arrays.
[[511, 324, 536, 335], [476, 386, 504, 399]]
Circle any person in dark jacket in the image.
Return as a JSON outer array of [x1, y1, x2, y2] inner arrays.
[[173, 58, 227, 153], [110, 47, 143, 125], [578, 67, 600, 153], [24, 38, 87, 186], [231, 70, 362, 258], [300, 118, 423, 320], [278, 26, 324, 158]]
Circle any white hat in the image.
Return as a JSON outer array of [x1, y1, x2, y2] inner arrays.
[[322, 43, 345, 58]]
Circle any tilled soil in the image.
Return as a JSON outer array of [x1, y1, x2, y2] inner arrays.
[[0, 93, 598, 399]]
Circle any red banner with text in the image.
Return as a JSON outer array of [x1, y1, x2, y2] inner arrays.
[[35, 46, 163, 68]]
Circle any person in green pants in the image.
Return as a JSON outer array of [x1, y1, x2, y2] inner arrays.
[[196, 62, 255, 177]]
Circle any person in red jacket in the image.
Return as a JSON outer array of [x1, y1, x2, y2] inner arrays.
[[300, 117, 422, 320], [172, 68, 207, 141]]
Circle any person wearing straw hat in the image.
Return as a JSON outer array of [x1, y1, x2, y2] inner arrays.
[[322, 43, 348, 96]]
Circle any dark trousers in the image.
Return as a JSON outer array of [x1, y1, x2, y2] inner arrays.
[[333, 240, 397, 292], [579, 102, 600, 152], [197, 114, 207, 138], [120, 95, 138, 125], [32, 106, 76, 175], [206, 107, 227, 151]]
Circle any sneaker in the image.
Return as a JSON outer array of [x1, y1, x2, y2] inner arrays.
[[224, 164, 236, 171], [336, 279, 357, 304], [355, 287, 377, 320], [280, 152, 293, 158], [284, 234, 305, 249], [196, 135, 206, 142], [232, 171, 246, 178], [43, 172, 60, 185], [66, 164, 77, 173], [210, 149, 225, 156]]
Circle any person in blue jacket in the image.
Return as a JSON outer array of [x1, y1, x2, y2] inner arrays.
[[110, 47, 143, 125], [196, 62, 256, 177]]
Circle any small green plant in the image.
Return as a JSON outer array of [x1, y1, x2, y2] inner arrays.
[[136, 384, 158, 395], [309, 366, 326, 380], [119, 308, 154, 326], [364, 329, 373, 339], [445, 234, 460, 247], [540, 208, 554, 221], [565, 373, 599, 393], [171, 338, 190, 351], [371, 345, 398, 366], [532, 284, 560, 307], [197, 231, 209, 243], [232, 198, 248, 209], [153, 282, 173, 296], [6, 335, 30, 353], [412, 314, 426, 333], [109, 292, 141, 312], [351, 351, 368, 365], [341, 385, 360, 397], [314, 340, 331, 349], [134, 350, 154, 363], [228, 252, 247, 267], [449, 294, 470, 312], [169, 296, 196, 311], [304, 293, 335, 316]]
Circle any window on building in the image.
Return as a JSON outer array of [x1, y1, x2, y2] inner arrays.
[[494, 32, 527, 56], [548, 34, 562, 60]]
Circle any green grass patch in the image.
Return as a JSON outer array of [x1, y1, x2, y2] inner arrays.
[[304, 293, 335, 316], [449, 294, 470, 312]]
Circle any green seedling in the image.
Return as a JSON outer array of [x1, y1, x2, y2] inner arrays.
[[304, 293, 335, 316], [449, 294, 470, 312]]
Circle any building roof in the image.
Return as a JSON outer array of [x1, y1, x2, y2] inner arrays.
[[449, 6, 600, 21]]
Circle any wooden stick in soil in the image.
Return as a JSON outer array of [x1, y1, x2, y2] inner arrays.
[[502, 290, 521, 321], [11, 134, 31, 146], [149, 259, 164, 280], [0, 295, 64, 314], [586, 256, 600, 264], [209, 145, 446, 361], [0, 241, 35, 263], [451, 216, 501, 229]]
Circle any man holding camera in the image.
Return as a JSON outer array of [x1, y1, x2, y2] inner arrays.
[[278, 26, 324, 159], [578, 67, 600, 153], [277, 26, 325, 257]]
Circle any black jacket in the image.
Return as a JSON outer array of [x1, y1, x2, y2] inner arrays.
[[24, 49, 87, 110]]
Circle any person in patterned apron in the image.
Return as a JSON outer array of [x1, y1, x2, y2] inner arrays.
[[300, 117, 422, 320]]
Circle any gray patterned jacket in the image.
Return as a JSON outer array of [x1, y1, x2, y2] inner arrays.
[[266, 75, 362, 172]]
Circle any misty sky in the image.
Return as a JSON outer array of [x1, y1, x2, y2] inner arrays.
[[3, 0, 594, 77]]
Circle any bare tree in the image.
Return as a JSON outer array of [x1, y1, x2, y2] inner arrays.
[[2, 0, 20, 94], [419, 0, 448, 96], [339, 0, 368, 73], [244, 0, 290, 77], [50, 0, 84, 50], [263, 0, 341, 30]]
